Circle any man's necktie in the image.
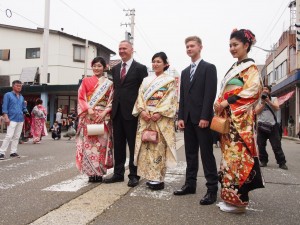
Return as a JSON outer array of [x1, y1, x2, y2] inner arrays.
[[120, 62, 127, 82], [190, 63, 196, 82]]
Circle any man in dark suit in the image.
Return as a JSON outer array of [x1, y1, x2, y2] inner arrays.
[[104, 40, 148, 187], [173, 36, 218, 205]]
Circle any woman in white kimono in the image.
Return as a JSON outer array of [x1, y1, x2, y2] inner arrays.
[[133, 52, 177, 190]]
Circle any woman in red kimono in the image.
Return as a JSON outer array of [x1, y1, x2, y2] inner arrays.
[[214, 29, 264, 213], [31, 98, 47, 144], [76, 57, 114, 182]]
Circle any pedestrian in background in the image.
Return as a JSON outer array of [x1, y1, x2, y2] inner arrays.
[[63, 117, 76, 140], [50, 121, 61, 140], [55, 108, 63, 131], [0, 80, 29, 160], [214, 29, 264, 213], [31, 98, 47, 144], [133, 52, 177, 190], [287, 115, 295, 137], [76, 56, 114, 183], [104, 40, 148, 187], [255, 85, 288, 170], [173, 36, 219, 206]]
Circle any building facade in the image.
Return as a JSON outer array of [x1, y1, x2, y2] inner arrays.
[[0, 24, 115, 126]]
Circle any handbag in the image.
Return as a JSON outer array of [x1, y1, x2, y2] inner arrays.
[[87, 124, 104, 136], [210, 115, 230, 134], [142, 129, 158, 144], [257, 121, 273, 134]]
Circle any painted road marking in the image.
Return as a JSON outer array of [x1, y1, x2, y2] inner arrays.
[[129, 161, 186, 200], [0, 162, 74, 190], [42, 158, 129, 192]]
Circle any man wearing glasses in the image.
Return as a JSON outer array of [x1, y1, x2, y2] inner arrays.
[[0, 80, 29, 160]]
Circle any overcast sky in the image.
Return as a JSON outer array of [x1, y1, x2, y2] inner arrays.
[[0, 0, 292, 85]]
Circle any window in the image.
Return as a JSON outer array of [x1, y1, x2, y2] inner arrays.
[[73, 45, 85, 62], [26, 48, 40, 59], [0, 49, 10, 61]]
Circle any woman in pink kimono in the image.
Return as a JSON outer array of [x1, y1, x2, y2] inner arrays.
[[214, 29, 264, 213], [31, 98, 47, 144], [76, 57, 114, 183]]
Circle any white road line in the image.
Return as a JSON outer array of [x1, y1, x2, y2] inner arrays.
[[42, 158, 129, 192], [0, 156, 54, 170], [0, 162, 75, 190]]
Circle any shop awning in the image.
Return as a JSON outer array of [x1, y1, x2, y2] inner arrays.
[[277, 90, 295, 106], [20, 67, 39, 83]]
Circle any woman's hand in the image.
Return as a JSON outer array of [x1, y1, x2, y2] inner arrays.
[[88, 108, 95, 120], [141, 111, 151, 122], [214, 100, 228, 114], [151, 113, 162, 122], [95, 111, 107, 123]]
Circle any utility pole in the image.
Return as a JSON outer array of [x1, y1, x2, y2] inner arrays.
[[121, 9, 135, 46], [41, 0, 50, 84]]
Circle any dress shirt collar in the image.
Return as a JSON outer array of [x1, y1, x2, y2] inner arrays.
[[122, 58, 133, 69], [191, 58, 202, 68]]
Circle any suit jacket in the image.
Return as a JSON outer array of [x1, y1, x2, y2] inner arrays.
[[112, 60, 148, 120], [178, 60, 217, 124]]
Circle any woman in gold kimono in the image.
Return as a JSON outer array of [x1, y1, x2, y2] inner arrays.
[[133, 52, 177, 190], [214, 29, 264, 213]]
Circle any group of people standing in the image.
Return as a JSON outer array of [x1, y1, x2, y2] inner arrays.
[[0, 28, 289, 214], [75, 28, 275, 214]]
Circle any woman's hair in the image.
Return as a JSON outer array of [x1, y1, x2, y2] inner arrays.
[[91, 56, 107, 68], [230, 29, 256, 52], [263, 84, 272, 92], [152, 52, 170, 71], [35, 98, 43, 105]]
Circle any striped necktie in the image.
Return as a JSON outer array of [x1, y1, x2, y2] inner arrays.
[[120, 62, 127, 82], [190, 63, 196, 82]]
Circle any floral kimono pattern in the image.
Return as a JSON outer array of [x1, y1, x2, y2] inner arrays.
[[217, 59, 264, 206], [31, 105, 47, 142], [76, 75, 114, 177], [133, 74, 177, 182]]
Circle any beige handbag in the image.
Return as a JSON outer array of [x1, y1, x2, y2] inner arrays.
[[210, 115, 230, 134], [87, 124, 104, 136]]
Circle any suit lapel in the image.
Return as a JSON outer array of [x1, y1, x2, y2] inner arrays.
[[115, 64, 122, 85]]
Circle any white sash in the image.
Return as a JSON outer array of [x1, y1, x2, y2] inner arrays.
[[143, 75, 174, 101], [219, 61, 255, 96], [88, 77, 113, 109]]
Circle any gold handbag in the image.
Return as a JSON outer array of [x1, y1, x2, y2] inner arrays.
[[210, 115, 230, 134]]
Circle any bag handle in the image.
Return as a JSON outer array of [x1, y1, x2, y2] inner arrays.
[[265, 102, 277, 123]]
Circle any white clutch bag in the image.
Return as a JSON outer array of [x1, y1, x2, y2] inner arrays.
[[87, 124, 104, 136]]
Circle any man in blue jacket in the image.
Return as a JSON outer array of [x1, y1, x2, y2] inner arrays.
[[0, 80, 29, 160]]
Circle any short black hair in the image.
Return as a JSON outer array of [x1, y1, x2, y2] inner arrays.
[[12, 80, 22, 86], [263, 85, 272, 92], [152, 52, 170, 71], [91, 57, 106, 68], [35, 98, 43, 105]]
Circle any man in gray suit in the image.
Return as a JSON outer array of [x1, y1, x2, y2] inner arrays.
[[173, 36, 218, 205]]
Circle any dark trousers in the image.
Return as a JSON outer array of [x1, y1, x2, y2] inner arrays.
[[52, 132, 61, 139], [257, 123, 286, 165], [184, 117, 218, 193], [112, 107, 139, 179]]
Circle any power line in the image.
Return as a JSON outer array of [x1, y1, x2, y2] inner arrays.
[[135, 25, 155, 52], [0, 7, 42, 27], [58, 0, 119, 43]]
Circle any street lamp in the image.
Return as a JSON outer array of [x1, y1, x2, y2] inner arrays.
[[253, 46, 276, 85]]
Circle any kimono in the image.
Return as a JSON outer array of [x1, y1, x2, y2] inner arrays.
[[76, 75, 114, 177], [31, 105, 47, 142], [133, 73, 178, 182], [217, 58, 264, 206]]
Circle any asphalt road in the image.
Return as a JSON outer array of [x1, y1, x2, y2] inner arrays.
[[1, 132, 300, 225], [0, 134, 98, 225]]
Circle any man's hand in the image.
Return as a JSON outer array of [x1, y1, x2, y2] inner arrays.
[[178, 120, 185, 129], [5, 117, 10, 126], [198, 119, 209, 128]]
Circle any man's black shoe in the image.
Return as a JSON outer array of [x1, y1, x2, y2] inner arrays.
[[259, 161, 267, 167], [173, 184, 196, 196], [10, 153, 20, 158], [128, 177, 139, 187], [200, 192, 217, 205], [104, 175, 124, 184], [0, 154, 5, 160], [279, 163, 288, 170]]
